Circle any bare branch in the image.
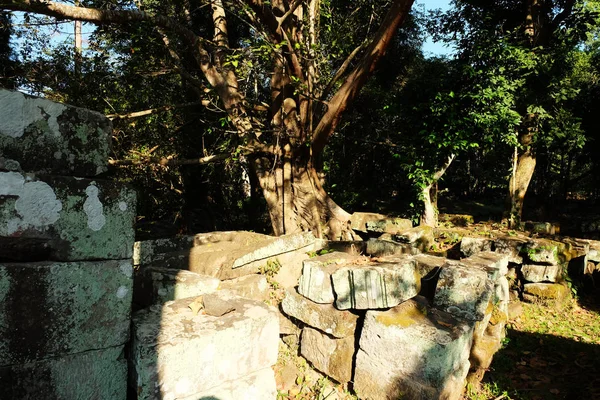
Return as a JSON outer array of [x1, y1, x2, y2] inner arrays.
[[108, 153, 229, 167], [319, 39, 368, 101], [107, 101, 209, 120]]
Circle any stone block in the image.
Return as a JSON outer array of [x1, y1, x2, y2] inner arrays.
[[297, 252, 365, 304], [133, 235, 196, 266], [365, 239, 415, 256], [281, 288, 359, 338], [464, 251, 509, 277], [219, 274, 270, 302], [521, 264, 562, 283], [190, 368, 276, 400], [0, 172, 135, 261], [524, 221, 559, 235], [300, 327, 354, 384], [0, 89, 112, 177], [365, 217, 412, 234], [523, 282, 570, 305], [494, 235, 528, 264], [522, 239, 564, 265], [585, 239, 600, 263], [433, 262, 493, 321], [350, 212, 386, 233], [136, 266, 220, 307], [0, 260, 132, 364], [393, 225, 434, 253], [130, 291, 279, 400], [332, 259, 420, 310], [460, 236, 493, 257], [354, 300, 473, 400], [0, 346, 126, 400]]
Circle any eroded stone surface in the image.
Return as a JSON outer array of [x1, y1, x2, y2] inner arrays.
[[281, 288, 359, 338], [332, 259, 420, 310], [494, 235, 528, 264], [135, 266, 220, 307], [219, 274, 270, 302], [366, 218, 412, 234], [354, 300, 473, 400], [189, 368, 276, 400], [392, 225, 434, 253], [350, 212, 386, 233], [0, 173, 135, 261], [523, 282, 570, 305], [522, 239, 564, 265], [460, 236, 493, 257], [0, 89, 111, 177], [297, 252, 365, 304], [521, 264, 562, 283], [300, 327, 354, 384], [433, 262, 493, 321], [0, 260, 132, 364], [130, 291, 278, 400], [0, 346, 126, 400], [465, 251, 509, 277]]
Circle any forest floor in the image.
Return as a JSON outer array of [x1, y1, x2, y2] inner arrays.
[[466, 294, 600, 400]]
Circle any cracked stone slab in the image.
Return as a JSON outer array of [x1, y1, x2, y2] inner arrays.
[[354, 299, 473, 400], [460, 236, 493, 257], [0, 346, 126, 400], [130, 291, 279, 400], [0, 89, 111, 177], [0, 172, 135, 261], [300, 326, 355, 384], [281, 288, 359, 338], [297, 251, 366, 304], [0, 260, 133, 364], [433, 261, 494, 321], [331, 258, 421, 310]]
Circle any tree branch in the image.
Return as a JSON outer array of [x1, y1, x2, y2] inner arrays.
[[108, 153, 229, 167], [311, 0, 415, 156], [319, 39, 368, 101], [107, 101, 209, 120]]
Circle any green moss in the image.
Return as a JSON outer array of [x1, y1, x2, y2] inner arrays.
[[376, 303, 427, 327]]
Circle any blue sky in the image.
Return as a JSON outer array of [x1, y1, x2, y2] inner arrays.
[[418, 0, 454, 57]]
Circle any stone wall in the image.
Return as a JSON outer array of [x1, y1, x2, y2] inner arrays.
[[0, 89, 136, 399]]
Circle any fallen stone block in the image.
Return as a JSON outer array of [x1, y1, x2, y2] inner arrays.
[[439, 213, 474, 227], [585, 239, 600, 263], [300, 326, 355, 384], [354, 300, 473, 400], [191, 368, 276, 400], [133, 235, 196, 266], [366, 217, 412, 234], [521, 264, 562, 283], [365, 239, 415, 256], [0, 89, 111, 177], [0, 346, 126, 400], [393, 225, 434, 253], [523, 221, 559, 235], [433, 261, 493, 321], [219, 274, 270, 302], [281, 288, 359, 338], [297, 251, 365, 304], [0, 172, 135, 261], [0, 260, 132, 364], [494, 235, 528, 264], [350, 212, 386, 234], [130, 291, 279, 400], [135, 266, 220, 307], [332, 258, 421, 310], [464, 251, 509, 277], [460, 236, 493, 257], [523, 282, 570, 306], [377, 254, 446, 301], [522, 239, 565, 265]]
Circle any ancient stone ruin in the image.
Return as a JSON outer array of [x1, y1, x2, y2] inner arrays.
[[2, 90, 599, 399]]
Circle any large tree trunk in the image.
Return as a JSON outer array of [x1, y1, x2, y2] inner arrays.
[[507, 131, 536, 228], [420, 154, 454, 227], [253, 150, 352, 239]]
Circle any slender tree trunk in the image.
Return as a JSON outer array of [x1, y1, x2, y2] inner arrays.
[[507, 129, 536, 228], [420, 154, 454, 227]]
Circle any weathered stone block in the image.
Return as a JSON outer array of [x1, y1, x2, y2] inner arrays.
[[433, 262, 493, 321], [133, 235, 196, 266], [297, 252, 364, 304], [522, 239, 564, 265], [393, 225, 434, 253], [332, 259, 420, 310], [0, 89, 111, 177], [524, 221, 559, 235], [585, 239, 600, 263], [300, 327, 354, 384], [191, 368, 276, 400], [281, 288, 358, 338], [130, 291, 279, 400], [366, 217, 412, 234], [523, 282, 570, 305], [136, 266, 220, 307], [219, 274, 270, 302], [0, 172, 135, 261], [439, 213, 474, 226], [460, 236, 493, 257], [494, 235, 528, 264], [354, 300, 473, 400], [350, 212, 386, 233], [0, 260, 133, 364], [464, 251, 509, 277], [412, 254, 448, 276], [0, 346, 126, 400], [365, 238, 415, 256], [521, 264, 562, 283]]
